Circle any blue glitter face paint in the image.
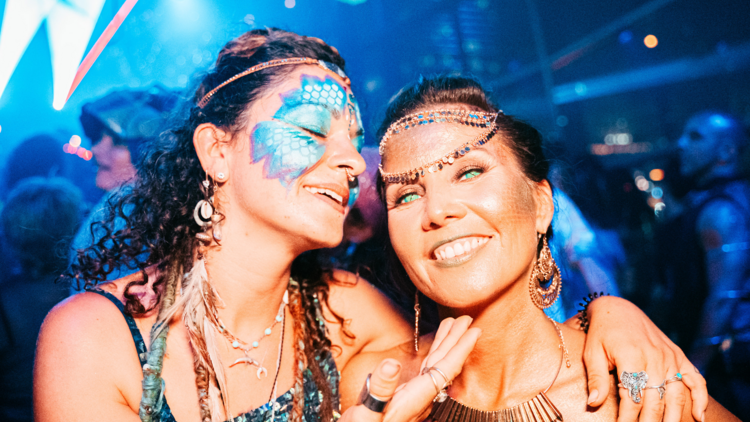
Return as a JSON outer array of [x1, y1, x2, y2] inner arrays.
[[250, 74, 364, 195]]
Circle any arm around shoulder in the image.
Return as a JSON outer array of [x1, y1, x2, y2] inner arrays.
[[34, 292, 143, 422], [324, 270, 412, 359]]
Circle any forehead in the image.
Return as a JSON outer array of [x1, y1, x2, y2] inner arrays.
[[249, 66, 351, 118]]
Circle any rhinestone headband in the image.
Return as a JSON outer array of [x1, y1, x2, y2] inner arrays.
[[197, 57, 350, 108], [378, 109, 501, 183]]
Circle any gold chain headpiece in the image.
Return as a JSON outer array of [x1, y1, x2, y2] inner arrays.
[[378, 109, 502, 183], [197, 57, 350, 108]]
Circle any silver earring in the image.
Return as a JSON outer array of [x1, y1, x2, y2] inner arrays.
[[216, 172, 226, 181]]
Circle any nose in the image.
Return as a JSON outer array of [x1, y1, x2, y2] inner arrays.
[[421, 187, 467, 231], [325, 132, 366, 179]]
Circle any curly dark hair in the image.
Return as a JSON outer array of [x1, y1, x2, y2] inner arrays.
[[375, 74, 553, 328], [69, 28, 349, 420]]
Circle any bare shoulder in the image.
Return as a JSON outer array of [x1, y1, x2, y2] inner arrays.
[[323, 270, 412, 363], [339, 333, 435, 411], [35, 291, 144, 421], [547, 325, 619, 421]]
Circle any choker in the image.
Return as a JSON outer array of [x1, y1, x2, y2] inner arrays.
[[428, 317, 568, 422]]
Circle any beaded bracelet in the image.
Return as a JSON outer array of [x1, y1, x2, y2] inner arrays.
[[577, 292, 608, 334]]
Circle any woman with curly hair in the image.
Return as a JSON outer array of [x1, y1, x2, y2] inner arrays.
[[36, 30, 707, 422]]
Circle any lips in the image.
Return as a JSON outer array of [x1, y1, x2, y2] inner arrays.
[[302, 183, 349, 207], [433, 236, 490, 261]]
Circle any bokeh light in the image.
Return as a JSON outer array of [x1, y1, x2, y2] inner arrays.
[[644, 34, 658, 48], [69, 134, 82, 148], [649, 168, 664, 181], [285, 0, 295, 8]]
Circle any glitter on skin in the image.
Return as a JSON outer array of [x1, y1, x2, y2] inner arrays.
[[250, 74, 364, 191]]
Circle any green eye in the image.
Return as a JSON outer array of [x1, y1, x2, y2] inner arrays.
[[460, 169, 482, 180], [398, 192, 420, 204]]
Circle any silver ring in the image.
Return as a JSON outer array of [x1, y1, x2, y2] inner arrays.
[[358, 374, 389, 413], [619, 371, 649, 404], [645, 381, 666, 400], [421, 367, 450, 403], [665, 373, 684, 384]]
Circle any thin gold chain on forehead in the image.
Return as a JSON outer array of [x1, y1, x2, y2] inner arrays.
[[378, 109, 502, 183], [197, 57, 351, 108]]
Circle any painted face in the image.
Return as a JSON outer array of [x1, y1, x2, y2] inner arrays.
[[382, 112, 551, 310], [221, 66, 366, 251], [251, 74, 363, 204]]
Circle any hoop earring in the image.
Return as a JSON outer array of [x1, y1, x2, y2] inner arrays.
[[345, 168, 355, 182], [528, 233, 562, 309], [414, 291, 420, 352]]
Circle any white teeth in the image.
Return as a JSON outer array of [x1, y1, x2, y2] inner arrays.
[[454, 243, 464, 255], [304, 186, 343, 204], [434, 237, 490, 260], [324, 189, 343, 203]]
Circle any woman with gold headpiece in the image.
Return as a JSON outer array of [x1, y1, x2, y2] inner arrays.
[[340, 75, 737, 421], [36, 30, 707, 422]]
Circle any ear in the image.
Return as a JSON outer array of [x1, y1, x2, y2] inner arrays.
[[193, 123, 230, 181], [533, 179, 555, 234]]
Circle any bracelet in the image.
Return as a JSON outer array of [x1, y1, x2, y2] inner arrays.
[[577, 292, 608, 334]]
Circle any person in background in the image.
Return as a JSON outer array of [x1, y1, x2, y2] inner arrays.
[[3, 134, 67, 196], [661, 111, 750, 419], [70, 85, 178, 287], [0, 177, 83, 422]]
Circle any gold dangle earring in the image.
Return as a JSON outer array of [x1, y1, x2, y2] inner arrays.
[[414, 291, 421, 352], [529, 233, 562, 309]]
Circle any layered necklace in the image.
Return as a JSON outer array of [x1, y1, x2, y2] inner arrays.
[[205, 287, 289, 380], [429, 317, 571, 422]]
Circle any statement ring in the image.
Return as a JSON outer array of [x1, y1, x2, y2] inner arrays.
[[619, 371, 649, 403], [358, 374, 389, 413]]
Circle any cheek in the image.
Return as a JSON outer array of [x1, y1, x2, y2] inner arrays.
[[250, 121, 325, 188]]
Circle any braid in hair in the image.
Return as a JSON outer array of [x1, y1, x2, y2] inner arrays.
[[299, 282, 335, 418], [289, 279, 307, 422]]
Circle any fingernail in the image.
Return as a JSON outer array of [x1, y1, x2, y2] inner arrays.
[[381, 361, 401, 379], [587, 390, 599, 405]]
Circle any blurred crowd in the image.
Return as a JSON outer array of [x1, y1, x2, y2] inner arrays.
[[0, 86, 748, 421]]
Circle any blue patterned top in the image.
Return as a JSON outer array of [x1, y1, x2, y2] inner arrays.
[[91, 289, 340, 422]]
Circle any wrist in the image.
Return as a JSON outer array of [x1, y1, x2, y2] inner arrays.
[[577, 292, 609, 333]]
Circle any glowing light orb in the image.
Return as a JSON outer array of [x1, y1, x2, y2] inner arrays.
[[644, 35, 658, 48], [649, 168, 664, 181]]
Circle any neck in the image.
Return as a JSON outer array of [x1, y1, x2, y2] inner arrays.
[[696, 164, 738, 188], [202, 211, 301, 338], [441, 272, 563, 410]]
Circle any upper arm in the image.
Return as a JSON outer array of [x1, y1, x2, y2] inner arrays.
[[34, 293, 142, 422], [323, 270, 412, 366], [696, 200, 749, 291]]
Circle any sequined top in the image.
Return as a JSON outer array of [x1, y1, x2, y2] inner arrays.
[[92, 290, 340, 422]]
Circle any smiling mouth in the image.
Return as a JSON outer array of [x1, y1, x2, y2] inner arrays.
[[303, 185, 345, 206], [433, 236, 490, 261]]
